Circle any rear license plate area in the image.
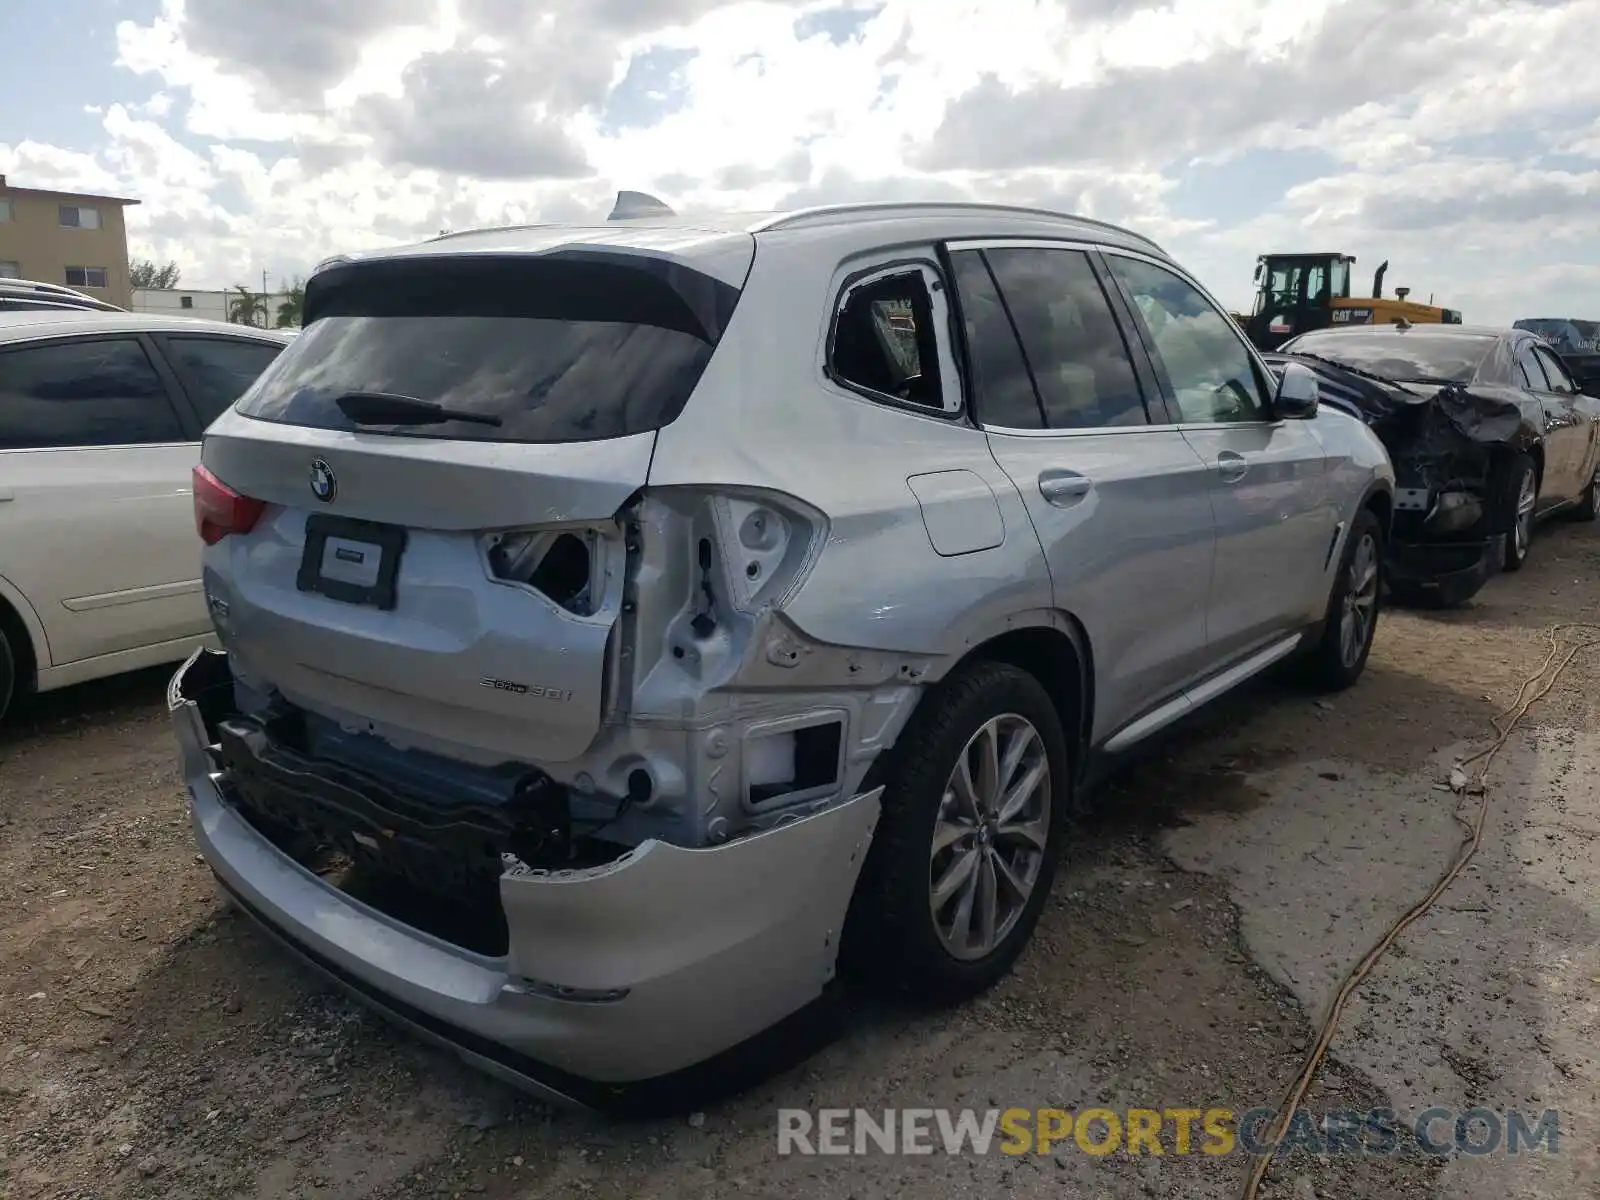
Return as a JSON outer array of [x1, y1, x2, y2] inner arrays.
[[296, 514, 408, 610]]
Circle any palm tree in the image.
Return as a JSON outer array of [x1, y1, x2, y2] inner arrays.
[[228, 285, 267, 327], [274, 278, 305, 328]]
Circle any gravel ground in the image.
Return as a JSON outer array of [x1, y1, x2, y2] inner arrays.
[[1, 516, 1597, 1199]]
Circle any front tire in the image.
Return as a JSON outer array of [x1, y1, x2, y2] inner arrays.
[[842, 661, 1069, 1005], [1502, 454, 1538, 572], [1304, 507, 1382, 690], [0, 628, 14, 724]]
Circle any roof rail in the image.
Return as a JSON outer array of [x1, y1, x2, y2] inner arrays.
[[0, 278, 123, 311], [747, 201, 1166, 253]]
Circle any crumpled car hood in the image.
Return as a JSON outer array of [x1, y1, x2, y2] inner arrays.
[[1263, 351, 1539, 495]]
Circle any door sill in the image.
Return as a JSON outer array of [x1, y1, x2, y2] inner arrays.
[[1100, 632, 1307, 755]]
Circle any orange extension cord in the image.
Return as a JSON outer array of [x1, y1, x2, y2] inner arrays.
[[1240, 622, 1600, 1200]]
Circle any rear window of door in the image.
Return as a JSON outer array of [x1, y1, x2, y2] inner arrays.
[[1106, 255, 1271, 423], [1532, 345, 1577, 394], [236, 253, 743, 445], [1515, 341, 1549, 391], [948, 250, 1045, 429], [980, 247, 1150, 430], [162, 335, 286, 425], [0, 337, 186, 450]]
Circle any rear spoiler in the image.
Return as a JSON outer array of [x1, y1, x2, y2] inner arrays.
[[303, 249, 742, 345]]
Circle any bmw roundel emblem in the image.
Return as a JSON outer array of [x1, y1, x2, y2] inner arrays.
[[309, 458, 337, 503]]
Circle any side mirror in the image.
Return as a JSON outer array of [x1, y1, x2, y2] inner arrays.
[[1274, 361, 1319, 419]]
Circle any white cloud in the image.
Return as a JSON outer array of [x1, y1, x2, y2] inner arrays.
[[0, 0, 1590, 324]]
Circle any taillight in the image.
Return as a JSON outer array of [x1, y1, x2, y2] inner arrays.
[[193, 464, 266, 545]]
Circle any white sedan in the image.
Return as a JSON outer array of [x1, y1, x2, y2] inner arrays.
[[0, 311, 292, 720]]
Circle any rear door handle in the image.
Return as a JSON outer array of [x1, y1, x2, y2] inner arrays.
[[1216, 450, 1249, 484], [1038, 469, 1092, 506]]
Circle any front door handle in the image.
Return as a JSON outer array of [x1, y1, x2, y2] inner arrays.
[[1216, 450, 1249, 484], [1038, 469, 1092, 506]]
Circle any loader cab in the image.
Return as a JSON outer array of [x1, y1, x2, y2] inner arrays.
[[1245, 253, 1355, 351]]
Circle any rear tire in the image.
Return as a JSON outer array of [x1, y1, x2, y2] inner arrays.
[[842, 661, 1069, 1005], [1502, 454, 1537, 573], [1303, 508, 1382, 690]]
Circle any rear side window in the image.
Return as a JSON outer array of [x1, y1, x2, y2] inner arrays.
[[164, 336, 285, 425], [830, 269, 945, 410], [0, 337, 184, 450], [982, 247, 1149, 430], [1532, 345, 1576, 394], [237, 252, 742, 444]]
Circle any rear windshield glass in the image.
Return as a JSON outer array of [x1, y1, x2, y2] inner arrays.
[[1284, 331, 1497, 384], [235, 253, 741, 444]]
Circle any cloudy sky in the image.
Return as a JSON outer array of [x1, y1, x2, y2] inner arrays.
[[3, 0, 1597, 321]]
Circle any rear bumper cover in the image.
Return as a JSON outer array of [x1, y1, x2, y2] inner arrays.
[[168, 648, 881, 1104]]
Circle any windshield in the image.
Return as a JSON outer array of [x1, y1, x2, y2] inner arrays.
[[1514, 319, 1600, 354], [1279, 330, 1498, 384]]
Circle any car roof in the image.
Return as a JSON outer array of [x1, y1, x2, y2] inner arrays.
[[0, 310, 296, 344], [1294, 323, 1509, 340], [335, 200, 1169, 287]]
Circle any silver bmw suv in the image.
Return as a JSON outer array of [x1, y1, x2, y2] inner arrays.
[[169, 197, 1394, 1104]]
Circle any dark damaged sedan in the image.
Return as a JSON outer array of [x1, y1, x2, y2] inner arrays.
[[1267, 324, 1600, 607]]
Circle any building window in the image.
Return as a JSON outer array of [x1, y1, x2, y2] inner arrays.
[[65, 266, 109, 289], [180, 295, 194, 309], [0, 200, 12, 222], [59, 205, 102, 230], [0, 261, 19, 279]]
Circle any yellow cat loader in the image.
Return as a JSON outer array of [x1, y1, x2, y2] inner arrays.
[[1239, 253, 1461, 352]]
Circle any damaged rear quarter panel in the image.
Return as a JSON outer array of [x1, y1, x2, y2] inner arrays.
[[636, 231, 1056, 813], [646, 230, 1053, 664]]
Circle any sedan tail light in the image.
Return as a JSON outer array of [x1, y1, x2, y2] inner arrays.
[[193, 464, 265, 545]]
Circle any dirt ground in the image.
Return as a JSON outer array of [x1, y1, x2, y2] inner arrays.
[[2, 518, 1598, 1200]]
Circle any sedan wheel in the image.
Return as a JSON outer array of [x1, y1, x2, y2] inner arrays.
[[1502, 456, 1537, 573], [929, 714, 1051, 962]]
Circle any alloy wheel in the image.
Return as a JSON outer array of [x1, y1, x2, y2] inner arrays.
[[929, 714, 1052, 962], [1339, 531, 1380, 669], [1514, 468, 1536, 557]]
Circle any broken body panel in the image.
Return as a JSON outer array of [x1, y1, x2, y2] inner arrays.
[[1263, 350, 1536, 592], [170, 647, 881, 1100]]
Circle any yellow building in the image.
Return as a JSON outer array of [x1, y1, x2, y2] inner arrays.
[[0, 174, 139, 309]]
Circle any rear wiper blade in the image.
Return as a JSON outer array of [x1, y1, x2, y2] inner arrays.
[[333, 390, 502, 428]]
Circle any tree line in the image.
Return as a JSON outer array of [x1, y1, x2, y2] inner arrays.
[[129, 258, 304, 328]]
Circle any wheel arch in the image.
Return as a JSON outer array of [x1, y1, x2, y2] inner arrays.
[[0, 573, 48, 697], [861, 612, 1094, 795]]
